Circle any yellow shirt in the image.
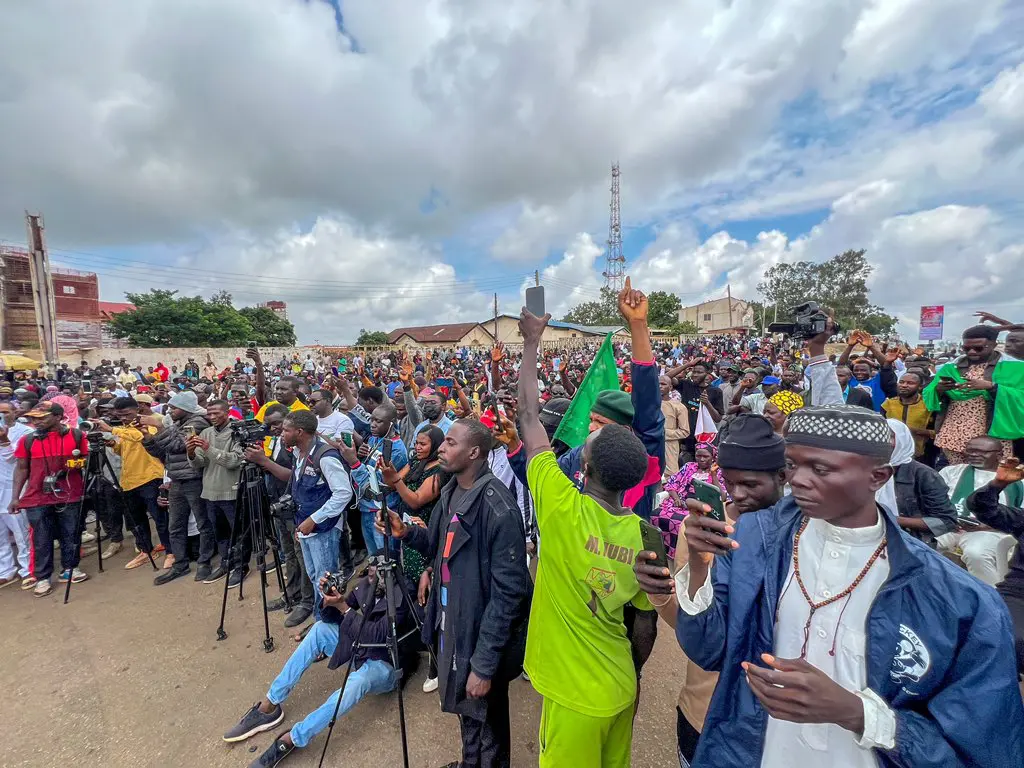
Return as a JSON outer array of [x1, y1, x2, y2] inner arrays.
[[111, 425, 165, 491], [254, 398, 309, 422], [881, 395, 932, 456]]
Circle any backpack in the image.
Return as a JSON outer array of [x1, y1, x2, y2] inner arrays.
[[22, 427, 86, 474]]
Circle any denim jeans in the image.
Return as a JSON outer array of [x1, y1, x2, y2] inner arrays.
[[360, 507, 385, 556], [168, 478, 212, 568], [266, 621, 396, 749], [298, 527, 341, 621], [25, 502, 82, 581]]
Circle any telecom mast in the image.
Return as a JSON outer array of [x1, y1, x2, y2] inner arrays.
[[602, 163, 625, 292]]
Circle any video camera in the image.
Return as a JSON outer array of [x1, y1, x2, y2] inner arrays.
[[78, 420, 112, 453], [230, 418, 270, 447], [768, 301, 840, 341]]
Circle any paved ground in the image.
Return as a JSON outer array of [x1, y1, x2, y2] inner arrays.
[[1, 546, 683, 768]]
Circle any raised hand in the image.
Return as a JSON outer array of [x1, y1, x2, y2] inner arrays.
[[995, 458, 1024, 487], [491, 342, 505, 362], [518, 308, 551, 345], [617, 276, 649, 324]]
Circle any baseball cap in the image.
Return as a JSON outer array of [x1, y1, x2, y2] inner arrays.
[[25, 402, 65, 419], [134, 394, 155, 404]]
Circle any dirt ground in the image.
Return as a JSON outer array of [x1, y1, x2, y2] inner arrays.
[[0, 547, 684, 768]]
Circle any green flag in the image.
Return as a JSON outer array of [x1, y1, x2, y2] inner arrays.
[[553, 333, 621, 449]]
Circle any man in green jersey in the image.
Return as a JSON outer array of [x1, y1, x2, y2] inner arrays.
[[517, 306, 654, 767]]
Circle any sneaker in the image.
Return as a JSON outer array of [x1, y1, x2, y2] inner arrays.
[[80, 530, 96, 544], [223, 702, 285, 743], [0, 575, 16, 590], [102, 541, 124, 559], [58, 568, 88, 583], [203, 566, 228, 584], [34, 579, 53, 597], [227, 568, 250, 589], [154, 565, 190, 586], [80, 545, 98, 557], [152, 544, 166, 555], [195, 564, 212, 582], [21, 576, 38, 590], [124, 552, 151, 570], [422, 676, 439, 693], [85, 511, 96, 525], [283, 605, 312, 628], [248, 733, 294, 768]]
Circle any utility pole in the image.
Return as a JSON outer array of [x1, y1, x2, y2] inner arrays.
[[25, 213, 59, 366], [727, 284, 734, 331], [493, 293, 498, 343], [535, 270, 539, 287], [602, 163, 626, 292]]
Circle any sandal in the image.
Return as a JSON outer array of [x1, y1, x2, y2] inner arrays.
[[292, 624, 314, 643]]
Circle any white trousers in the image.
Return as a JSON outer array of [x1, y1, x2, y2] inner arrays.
[[937, 530, 1016, 586], [0, 485, 31, 578]]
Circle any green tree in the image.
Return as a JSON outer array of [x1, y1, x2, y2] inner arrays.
[[355, 329, 390, 346], [757, 249, 897, 335], [238, 306, 297, 346], [646, 290, 682, 329], [665, 320, 699, 336], [108, 289, 256, 347], [561, 287, 622, 326]]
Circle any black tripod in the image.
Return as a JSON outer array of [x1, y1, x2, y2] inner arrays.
[[317, 499, 435, 768], [215, 460, 291, 652], [67, 439, 158, 604]]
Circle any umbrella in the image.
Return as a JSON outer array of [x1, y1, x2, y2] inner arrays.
[[0, 353, 43, 371]]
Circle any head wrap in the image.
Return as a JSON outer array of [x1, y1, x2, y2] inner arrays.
[[51, 394, 79, 427], [694, 441, 717, 460], [769, 390, 804, 416], [718, 414, 786, 472], [886, 419, 915, 467], [784, 404, 894, 460]]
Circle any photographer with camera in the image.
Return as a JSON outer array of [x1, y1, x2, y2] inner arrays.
[[145, 390, 214, 586], [243, 403, 315, 629], [244, 410, 352, 622], [93, 397, 170, 569], [222, 566, 409, 768], [188, 400, 247, 587], [8, 402, 90, 596]]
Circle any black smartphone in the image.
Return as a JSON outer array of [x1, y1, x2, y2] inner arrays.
[[639, 519, 669, 571], [691, 479, 727, 523], [525, 285, 545, 317]]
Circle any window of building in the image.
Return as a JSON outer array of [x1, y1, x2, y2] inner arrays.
[[63, 285, 76, 294], [703, 313, 712, 322]]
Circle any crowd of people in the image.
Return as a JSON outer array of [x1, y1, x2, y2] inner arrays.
[[2, 288, 1024, 767]]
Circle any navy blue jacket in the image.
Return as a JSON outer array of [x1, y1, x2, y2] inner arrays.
[[677, 496, 1024, 768], [509, 358, 665, 520]]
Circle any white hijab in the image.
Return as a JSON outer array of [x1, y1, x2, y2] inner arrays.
[[876, 418, 915, 514]]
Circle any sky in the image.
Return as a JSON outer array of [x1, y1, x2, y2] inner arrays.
[[1, 0, 1022, 345]]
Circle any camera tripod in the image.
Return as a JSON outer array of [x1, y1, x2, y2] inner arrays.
[[215, 459, 291, 652], [67, 441, 158, 604], [317, 500, 435, 768]]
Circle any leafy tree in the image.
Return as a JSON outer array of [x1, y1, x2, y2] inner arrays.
[[107, 289, 298, 347], [646, 290, 682, 329], [561, 287, 622, 326], [757, 249, 897, 335], [238, 306, 297, 346], [355, 329, 390, 346], [664, 320, 699, 337]]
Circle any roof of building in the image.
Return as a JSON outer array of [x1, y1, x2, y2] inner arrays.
[[547, 320, 625, 335], [99, 301, 136, 319], [387, 322, 493, 344]]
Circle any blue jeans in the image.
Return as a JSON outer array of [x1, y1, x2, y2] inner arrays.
[[25, 502, 81, 582], [266, 621, 396, 748], [360, 507, 385, 556], [299, 527, 341, 621]]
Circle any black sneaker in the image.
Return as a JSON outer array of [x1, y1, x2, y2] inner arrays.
[[203, 566, 228, 584], [267, 596, 288, 612], [228, 568, 250, 589], [154, 565, 190, 586], [223, 702, 284, 743], [195, 564, 212, 582], [248, 733, 295, 768], [283, 605, 312, 628]]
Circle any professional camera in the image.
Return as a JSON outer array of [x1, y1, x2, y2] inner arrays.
[[77, 421, 110, 452], [230, 418, 270, 447], [268, 493, 297, 518], [768, 301, 841, 340]]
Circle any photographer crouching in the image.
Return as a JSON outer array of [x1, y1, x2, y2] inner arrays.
[[8, 402, 90, 596], [222, 566, 409, 767], [243, 411, 353, 624]]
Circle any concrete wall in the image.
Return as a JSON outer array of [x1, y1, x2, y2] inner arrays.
[[57, 347, 320, 371]]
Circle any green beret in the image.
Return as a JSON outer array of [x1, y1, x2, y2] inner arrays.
[[591, 389, 634, 425]]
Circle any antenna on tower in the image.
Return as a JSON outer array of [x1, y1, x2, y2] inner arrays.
[[602, 162, 625, 292]]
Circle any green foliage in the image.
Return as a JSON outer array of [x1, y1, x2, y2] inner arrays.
[[355, 329, 390, 346], [757, 249, 897, 335], [107, 290, 298, 347], [561, 287, 622, 326], [646, 290, 682, 329], [239, 306, 297, 346], [665, 320, 699, 337]]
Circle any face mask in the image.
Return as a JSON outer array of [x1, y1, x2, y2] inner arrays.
[[421, 400, 443, 420]]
